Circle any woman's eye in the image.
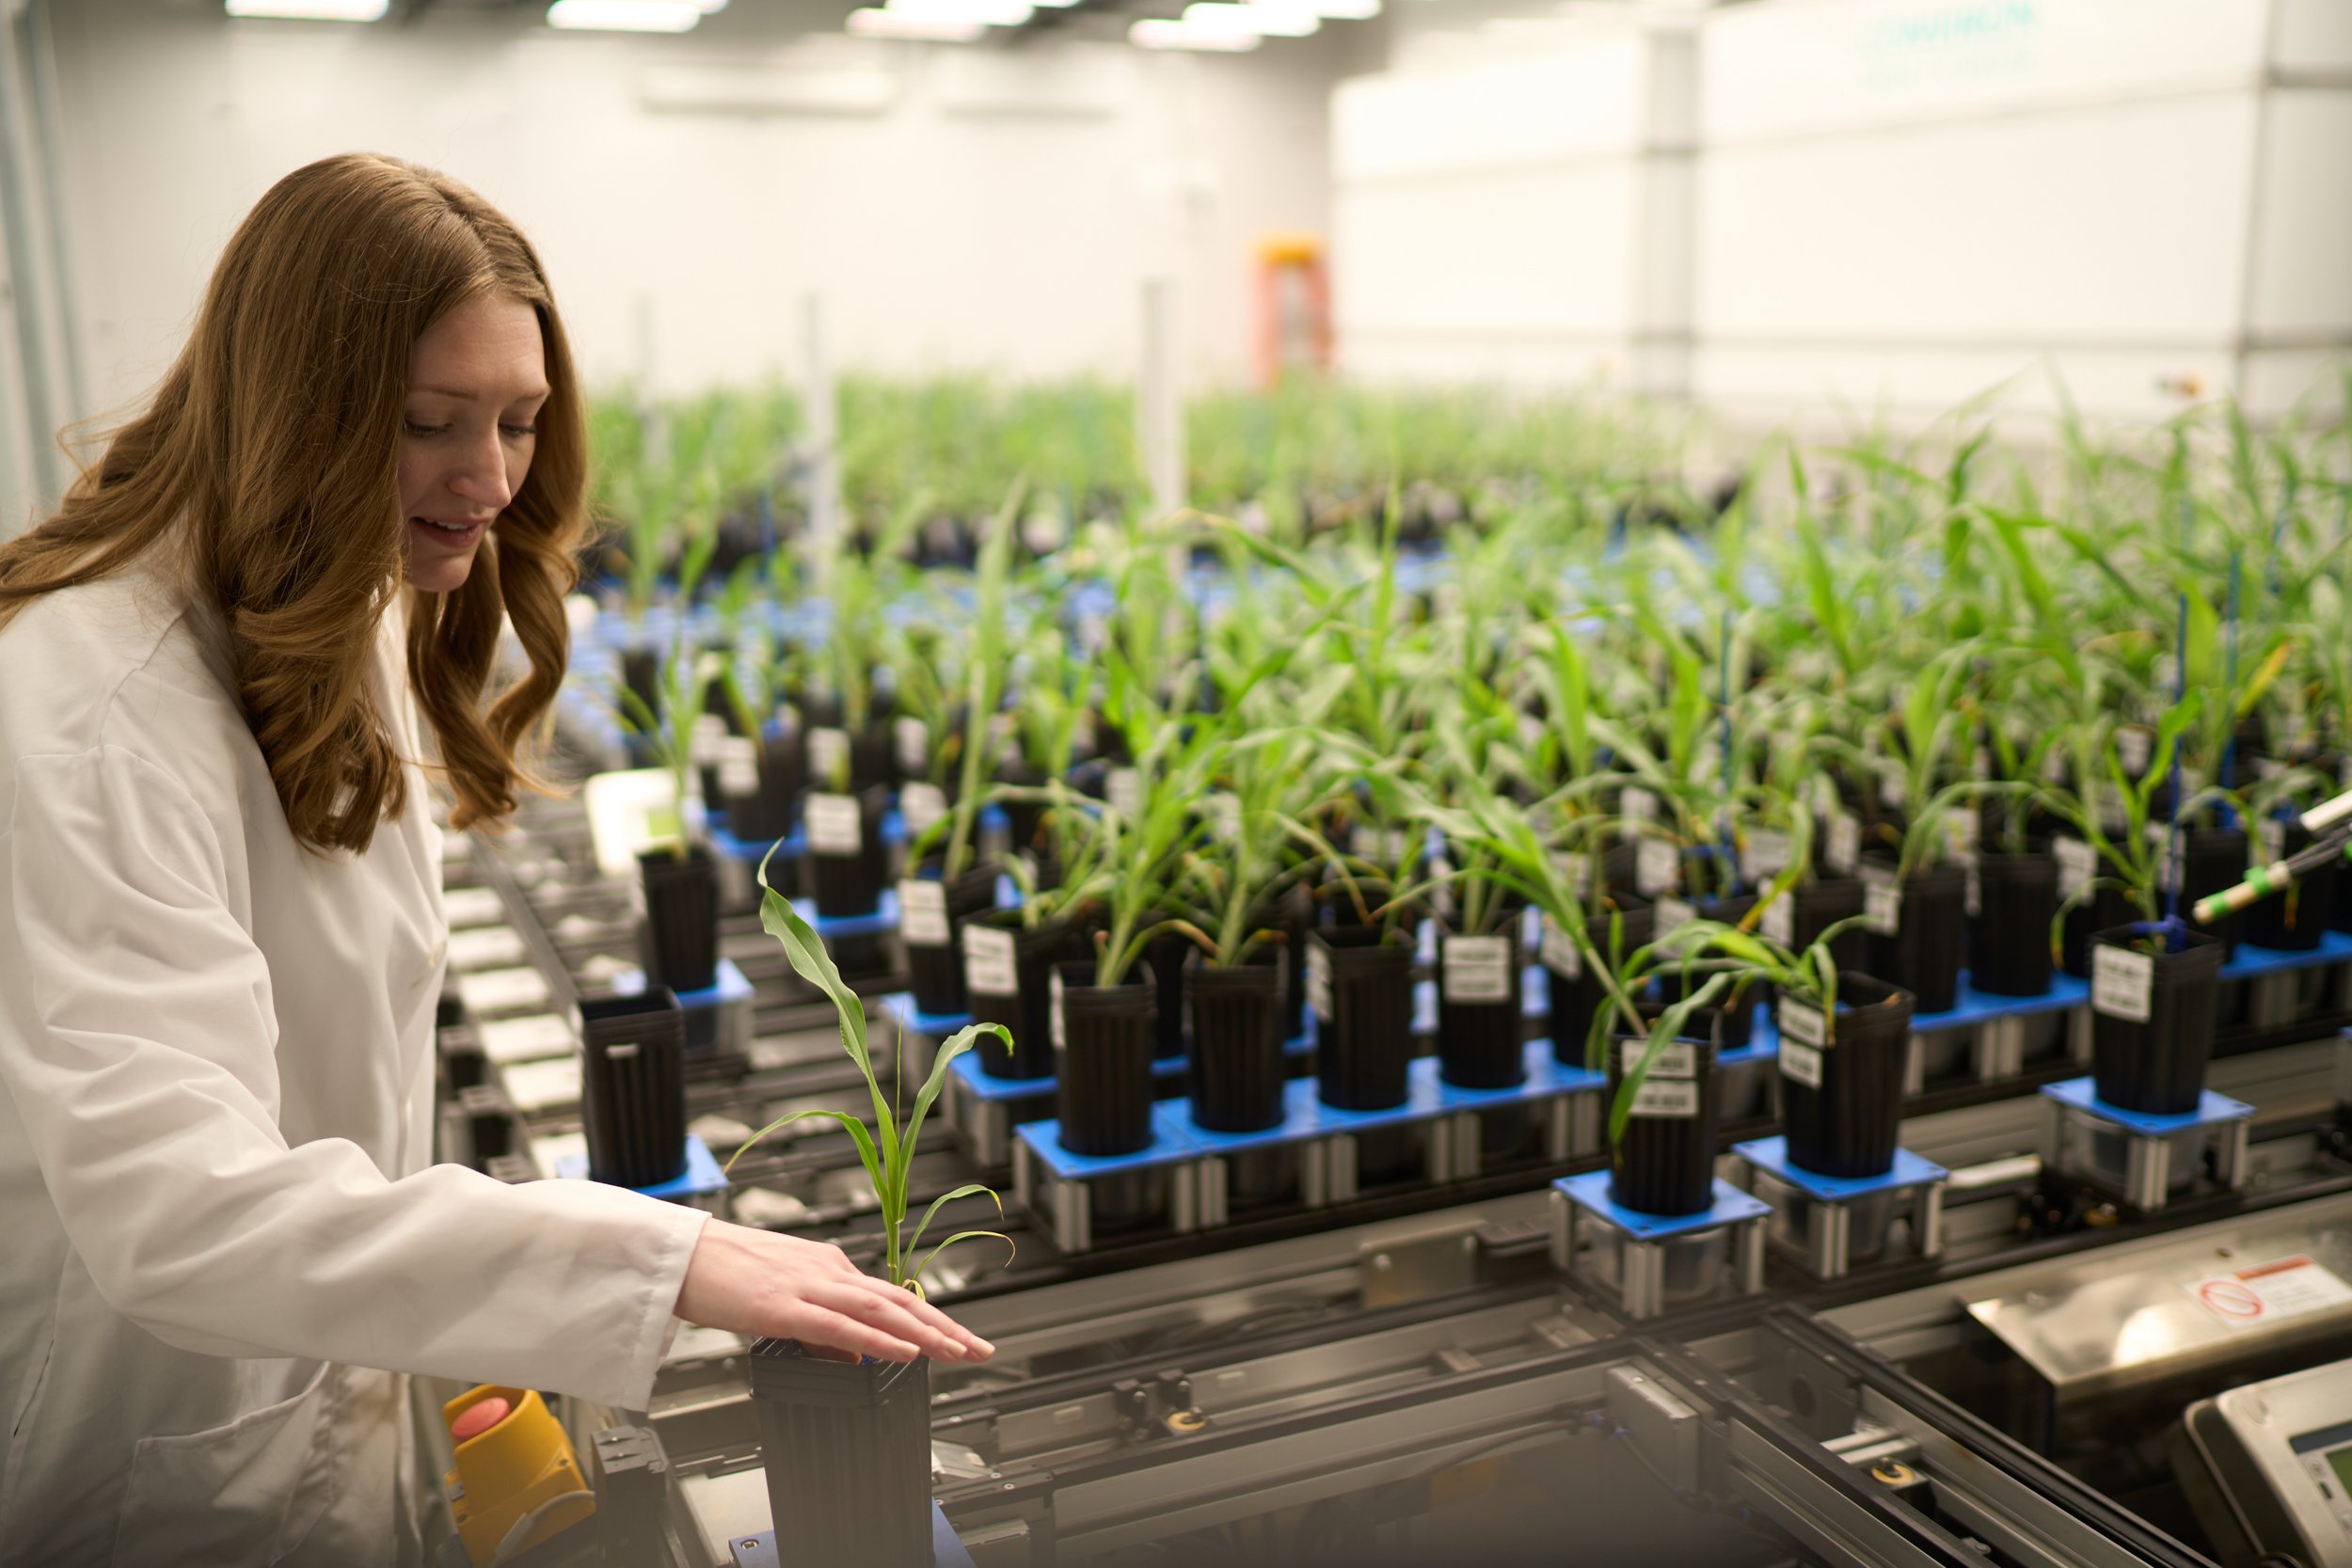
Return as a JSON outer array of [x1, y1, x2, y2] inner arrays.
[[501, 423, 539, 440], [404, 420, 446, 437]]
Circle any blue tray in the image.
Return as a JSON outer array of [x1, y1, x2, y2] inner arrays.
[[1912, 971, 2090, 1031], [792, 891, 899, 940], [611, 957, 754, 1010], [1177, 1041, 1603, 1155], [2040, 1076, 2254, 1136], [2219, 928, 2352, 980], [710, 823, 804, 866], [729, 1505, 975, 1568], [1016, 1101, 1202, 1180], [1556, 1171, 1772, 1239], [1734, 1136, 1947, 1199], [557, 1133, 728, 1200]]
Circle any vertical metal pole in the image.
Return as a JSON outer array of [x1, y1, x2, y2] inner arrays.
[[1138, 276, 1184, 525], [0, 9, 61, 508], [801, 292, 841, 549]]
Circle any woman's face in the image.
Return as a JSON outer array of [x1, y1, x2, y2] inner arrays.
[[397, 293, 548, 594]]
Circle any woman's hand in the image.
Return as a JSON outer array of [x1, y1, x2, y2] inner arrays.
[[673, 1221, 993, 1364]]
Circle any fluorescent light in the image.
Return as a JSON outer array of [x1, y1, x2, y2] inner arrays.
[[886, 0, 1035, 24], [1129, 15, 1261, 47], [847, 6, 985, 37], [224, 0, 388, 18], [1182, 1, 1317, 34], [1310, 0, 1378, 16], [546, 0, 702, 31]]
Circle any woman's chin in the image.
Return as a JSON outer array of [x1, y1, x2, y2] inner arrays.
[[403, 555, 476, 594]]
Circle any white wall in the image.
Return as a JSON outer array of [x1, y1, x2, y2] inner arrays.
[[40, 0, 1342, 420]]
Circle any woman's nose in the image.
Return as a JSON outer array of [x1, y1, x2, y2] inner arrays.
[[449, 428, 515, 511]]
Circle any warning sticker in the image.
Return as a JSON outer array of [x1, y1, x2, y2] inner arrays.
[[2185, 1256, 2352, 1330]]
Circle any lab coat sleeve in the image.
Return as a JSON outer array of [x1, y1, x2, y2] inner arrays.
[[0, 746, 707, 1411]]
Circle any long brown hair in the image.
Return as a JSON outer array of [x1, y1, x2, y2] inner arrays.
[[0, 153, 585, 854]]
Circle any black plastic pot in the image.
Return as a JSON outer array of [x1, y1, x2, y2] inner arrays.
[[1054, 964, 1155, 1157], [1311, 927, 1416, 1111], [803, 787, 892, 919], [2090, 922, 2224, 1116], [2181, 827, 2250, 960], [1971, 850, 2057, 998], [1436, 927, 1524, 1089], [1776, 975, 1913, 1180], [639, 845, 720, 995], [580, 989, 688, 1188], [996, 760, 1050, 859], [962, 910, 1082, 1079], [2058, 842, 2137, 979], [619, 645, 662, 724], [2247, 818, 2340, 952], [725, 728, 803, 843], [748, 1341, 933, 1568], [1543, 897, 1652, 1068], [1142, 928, 1193, 1062], [898, 860, 1000, 1017], [1864, 858, 1967, 1015], [1262, 881, 1313, 1045], [1186, 956, 1286, 1132], [1606, 1034, 1720, 1217], [1789, 877, 1869, 975]]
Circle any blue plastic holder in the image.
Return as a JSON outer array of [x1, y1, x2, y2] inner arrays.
[[2219, 929, 2352, 1028], [558, 1133, 729, 1214], [1733, 1137, 1948, 1280], [2041, 1075, 2253, 1212], [1746, 970, 2092, 1090], [1549, 1173, 1771, 1320], [792, 891, 899, 941], [610, 958, 754, 1055], [728, 1505, 977, 1568], [1014, 1102, 1202, 1253], [710, 822, 805, 867]]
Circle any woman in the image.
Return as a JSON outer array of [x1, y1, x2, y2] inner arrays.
[[0, 154, 990, 1567]]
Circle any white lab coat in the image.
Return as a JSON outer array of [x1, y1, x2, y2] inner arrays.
[[0, 562, 709, 1567]]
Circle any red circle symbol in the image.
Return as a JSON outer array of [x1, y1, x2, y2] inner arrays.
[[2200, 1279, 2264, 1319]]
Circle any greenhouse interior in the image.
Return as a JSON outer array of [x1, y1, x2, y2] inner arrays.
[[0, 2, 2350, 1567]]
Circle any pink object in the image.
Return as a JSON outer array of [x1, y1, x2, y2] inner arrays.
[[451, 1396, 513, 1442]]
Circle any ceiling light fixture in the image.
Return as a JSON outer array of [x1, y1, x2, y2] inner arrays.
[[545, 0, 703, 31], [884, 0, 1035, 24], [1309, 0, 1379, 16], [1129, 15, 1261, 48], [224, 0, 389, 18], [1180, 1, 1318, 35], [847, 6, 986, 38]]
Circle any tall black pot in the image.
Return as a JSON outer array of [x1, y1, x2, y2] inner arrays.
[[2090, 923, 2224, 1116], [748, 1341, 933, 1568], [1776, 975, 1913, 1180], [1863, 858, 1967, 1015], [1053, 964, 1155, 1157], [1606, 1034, 1721, 1217], [580, 989, 688, 1188], [1437, 927, 1525, 1090], [898, 860, 1001, 1017], [1542, 897, 1652, 1068], [961, 910, 1083, 1079], [1971, 850, 2057, 998], [1310, 927, 1416, 1111], [639, 845, 720, 995], [803, 787, 893, 919], [725, 727, 803, 842], [1187, 956, 1286, 1132]]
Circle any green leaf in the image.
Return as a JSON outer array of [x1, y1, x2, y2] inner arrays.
[[907, 1229, 1018, 1295], [902, 1183, 1004, 1275]]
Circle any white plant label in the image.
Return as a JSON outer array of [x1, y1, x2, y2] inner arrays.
[[1777, 997, 1827, 1048], [805, 792, 863, 856], [1760, 892, 1794, 946], [895, 717, 930, 777], [2184, 1255, 2352, 1331], [1741, 829, 1793, 884], [1881, 774, 1908, 809], [1549, 852, 1591, 899], [1780, 1040, 1825, 1090], [1636, 838, 1680, 896], [716, 735, 760, 799], [900, 782, 948, 840], [963, 926, 1018, 998], [1306, 943, 1334, 1021], [1051, 968, 1067, 1050], [1945, 809, 1979, 860], [1861, 865, 1901, 936], [1629, 1079, 1701, 1119], [1647, 1042, 1700, 1079], [2118, 726, 2153, 776], [2054, 836, 2096, 901], [807, 726, 850, 785], [1539, 914, 1582, 980], [691, 713, 728, 765], [2260, 817, 2286, 861], [1653, 895, 1696, 935], [1622, 787, 1658, 827], [1827, 812, 1862, 875], [1106, 767, 1141, 821], [1441, 936, 1514, 1003], [1206, 792, 1242, 843], [899, 879, 950, 946], [2091, 943, 2154, 1023]]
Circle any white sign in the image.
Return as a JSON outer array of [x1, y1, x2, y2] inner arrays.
[[899, 879, 950, 946], [1647, 1042, 1700, 1079], [1306, 942, 1334, 1021], [1760, 892, 1794, 947], [805, 792, 864, 856], [1441, 935, 1515, 1003], [1742, 829, 1793, 884], [2090, 942, 2153, 1022], [1629, 1079, 1700, 1119], [1050, 968, 1067, 1050], [2054, 835, 2097, 901], [1777, 997, 1826, 1048], [1827, 812, 1862, 875], [716, 735, 760, 799], [1862, 864, 1901, 936], [1622, 786, 1659, 827], [2185, 1256, 2352, 1331], [807, 726, 850, 786], [895, 717, 930, 777], [1653, 895, 1697, 936], [1539, 914, 1582, 980], [1636, 838, 1681, 896], [1780, 1040, 1825, 1089], [1106, 767, 1141, 820], [963, 926, 1018, 998], [2117, 726, 2153, 776], [690, 713, 729, 765], [900, 782, 948, 840]]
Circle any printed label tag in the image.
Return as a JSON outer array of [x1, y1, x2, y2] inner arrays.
[[2090, 942, 2154, 1022], [1622, 786, 1658, 826], [1205, 792, 1241, 843], [1306, 942, 1334, 1022], [1653, 896, 1696, 935], [1827, 812, 1861, 875], [1539, 914, 1582, 980], [899, 879, 950, 946], [962, 925, 1018, 997], [2117, 726, 2153, 776], [1945, 808, 1979, 859], [1442, 935, 1514, 1003], [900, 782, 948, 840], [1550, 852, 1591, 899], [716, 735, 761, 798], [1106, 767, 1141, 821], [1881, 773, 1908, 809], [1760, 893, 1794, 947], [1636, 839, 1681, 897], [1741, 829, 1793, 884], [2185, 1255, 2352, 1331], [1629, 1079, 1701, 1119], [691, 713, 729, 764], [2054, 835, 2096, 901], [895, 717, 930, 777], [1648, 1042, 1699, 1079], [1777, 997, 1827, 1048], [1780, 1039, 1824, 1089], [1051, 968, 1067, 1050], [805, 792, 863, 855], [807, 726, 850, 786], [1861, 864, 1901, 935]]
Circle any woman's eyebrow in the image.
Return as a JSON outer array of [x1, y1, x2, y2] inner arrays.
[[410, 381, 552, 402]]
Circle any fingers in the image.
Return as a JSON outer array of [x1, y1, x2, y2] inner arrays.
[[805, 1279, 975, 1363], [786, 1306, 922, 1364], [850, 1276, 995, 1361]]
